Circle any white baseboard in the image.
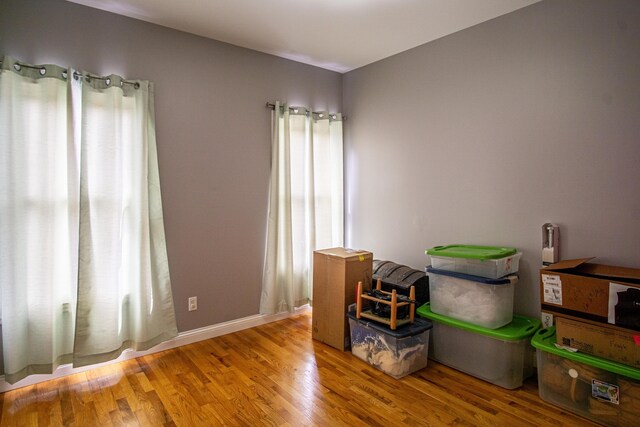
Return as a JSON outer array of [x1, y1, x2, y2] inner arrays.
[[0, 305, 310, 393]]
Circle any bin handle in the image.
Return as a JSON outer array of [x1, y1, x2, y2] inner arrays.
[[536, 327, 554, 340], [425, 246, 444, 254]]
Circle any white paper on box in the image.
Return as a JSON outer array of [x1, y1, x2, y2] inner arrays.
[[542, 274, 562, 305]]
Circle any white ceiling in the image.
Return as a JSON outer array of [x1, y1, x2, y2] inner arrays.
[[66, 0, 541, 73]]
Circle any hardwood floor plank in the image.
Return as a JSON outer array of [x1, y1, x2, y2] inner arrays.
[[0, 312, 602, 426], [142, 390, 174, 426]]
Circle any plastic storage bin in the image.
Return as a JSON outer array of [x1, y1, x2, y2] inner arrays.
[[426, 245, 521, 279], [417, 303, 539, 389], [532, 327, 640, 427], [347, 311, 432, 379], [426, 267, 516, 329]]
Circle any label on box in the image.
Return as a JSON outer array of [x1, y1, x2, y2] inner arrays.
[[542, 274, 562, 305], [592, 379, 620, 405]]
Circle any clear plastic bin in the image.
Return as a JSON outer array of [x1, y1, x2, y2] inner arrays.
[[532, 327, 640, 427], [426, 245, 521, 279], [427, 267, 516, 329], [429, 252, 522, 279], [417, 303, 539, 389], [347, 312, 432, 379]]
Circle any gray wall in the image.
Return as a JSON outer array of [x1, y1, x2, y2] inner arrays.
[[0, 0, 342, 337], [343, 0, 640, 317], [2, 0, 640, 376]]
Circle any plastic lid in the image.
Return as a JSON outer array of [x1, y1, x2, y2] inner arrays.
[[426, 266, 518, 285], [416, 303, 539, 340], [347, 311, 432, 338], [531, 327, 640, 380], [426, 245, 517, 260]]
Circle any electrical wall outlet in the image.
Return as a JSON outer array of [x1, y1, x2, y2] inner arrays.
[[188, 296, 197, 311], [541, 311, 553, 328]]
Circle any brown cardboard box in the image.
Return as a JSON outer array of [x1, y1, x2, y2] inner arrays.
[[312, 248, 373, 351], [540, 258, 640, 331], [555, 316, 640, 368]]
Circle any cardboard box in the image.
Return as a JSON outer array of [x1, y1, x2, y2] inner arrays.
[[312, 248, 373, 351], [540, 258, 640, 331], [555, 316, 640, 369]]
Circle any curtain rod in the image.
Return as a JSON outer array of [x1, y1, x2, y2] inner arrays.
[[265, 102, 345, 120], [1, 60, 140, 88]]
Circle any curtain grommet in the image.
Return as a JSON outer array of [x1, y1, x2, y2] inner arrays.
[[13, 63, 21, 71]]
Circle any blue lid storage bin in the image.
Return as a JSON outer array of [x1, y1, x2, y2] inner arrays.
[[347, 311, 432, 379], [426, 267, 517, 329]]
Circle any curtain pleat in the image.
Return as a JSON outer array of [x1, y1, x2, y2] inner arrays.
[[0, 57, 177, 383], [260, 102, 344, 315]]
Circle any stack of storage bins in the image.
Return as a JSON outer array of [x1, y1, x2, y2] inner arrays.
[[418, 245, 540, 389], [533, 259, 640, 426], [532, 327, 640, 426]]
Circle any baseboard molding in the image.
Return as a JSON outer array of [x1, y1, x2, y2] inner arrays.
[[0, 305, 310, 393]]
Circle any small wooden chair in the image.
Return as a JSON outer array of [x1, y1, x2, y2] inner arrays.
[[356, 279, 415, 330]]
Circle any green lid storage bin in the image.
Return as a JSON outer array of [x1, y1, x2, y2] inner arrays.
[[426, 245, 521, 279], [417, 303, 540, 389], [532, 327, 640, 427]]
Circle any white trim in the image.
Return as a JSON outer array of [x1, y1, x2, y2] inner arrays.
[[0, 305, 310, 393]]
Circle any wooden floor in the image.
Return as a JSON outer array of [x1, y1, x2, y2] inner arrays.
[[0, 312, 599, 427]]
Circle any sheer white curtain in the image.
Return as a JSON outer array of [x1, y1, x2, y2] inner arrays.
[[0, 57, 177, 383], [73, 72, 177, 367], [260, 102, 343, 315], [0, 60, 78, 383]]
